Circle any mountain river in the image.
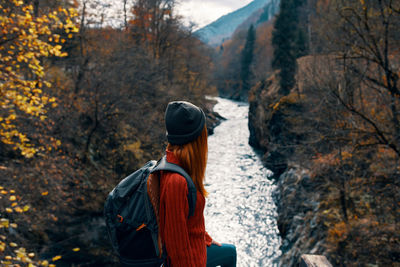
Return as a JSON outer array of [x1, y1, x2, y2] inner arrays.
[[204, 97, 281, 267]]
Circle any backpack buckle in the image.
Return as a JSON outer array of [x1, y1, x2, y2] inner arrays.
[[136, 223, 146, 231]]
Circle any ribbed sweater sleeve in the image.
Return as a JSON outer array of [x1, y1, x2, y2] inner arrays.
[[205, 231, 213, 247], [162, 173, 196, 267]]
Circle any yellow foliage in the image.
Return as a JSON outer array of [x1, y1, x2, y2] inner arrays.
[[51, 255, 62, 261], [124, 141, 143, 154], [0, 0, 78, 157], [0, 219, 9, 228], [0, 186, 40, 266], [0, 184, 70, 266], [14, 206, 23, 213], [271, 92, 301, 111]]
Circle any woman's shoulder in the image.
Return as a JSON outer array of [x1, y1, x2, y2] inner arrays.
[[161, 171, 188, 189]]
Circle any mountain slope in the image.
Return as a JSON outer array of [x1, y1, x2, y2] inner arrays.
[[195, 0, 279, 46]]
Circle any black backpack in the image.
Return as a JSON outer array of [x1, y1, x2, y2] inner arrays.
[[104, 156, 197, 266]]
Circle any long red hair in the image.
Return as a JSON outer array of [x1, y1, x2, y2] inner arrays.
[[167, 126, 208, 197]]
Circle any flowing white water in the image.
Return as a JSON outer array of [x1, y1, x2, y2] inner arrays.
[[205, 97, 281, 267]]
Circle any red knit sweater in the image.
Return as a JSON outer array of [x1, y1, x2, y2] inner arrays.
[[159, 150, 212, 267]]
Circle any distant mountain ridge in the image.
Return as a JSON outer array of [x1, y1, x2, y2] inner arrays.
[[195, 0, 279, 46]]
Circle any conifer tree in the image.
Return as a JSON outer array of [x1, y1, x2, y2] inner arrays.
[[240, 24, 256, 99], [295, 28, 308, 58], [272, 0, 307, 95]]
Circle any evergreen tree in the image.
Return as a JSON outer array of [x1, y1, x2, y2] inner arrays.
[[272, 0, 307, 95], [240, 24, 256, 99], [295, 28, 308, 58]]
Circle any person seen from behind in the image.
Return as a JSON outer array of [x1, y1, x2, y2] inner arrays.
[[160, 101, 237, 267]]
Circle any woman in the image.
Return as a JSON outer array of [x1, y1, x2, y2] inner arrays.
[[159, 101, 237, 267]]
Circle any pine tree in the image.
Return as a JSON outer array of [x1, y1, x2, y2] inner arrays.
[[240, 24, 256, 99], [272, 0, 307, 95], [295, 28, 308, 58]]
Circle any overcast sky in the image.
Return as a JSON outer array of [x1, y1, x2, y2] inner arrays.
[[175, 0, 253, 29], [81, 0, 254, 29]]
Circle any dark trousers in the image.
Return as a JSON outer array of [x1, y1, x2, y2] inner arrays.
[[206, 243, 237, 267]]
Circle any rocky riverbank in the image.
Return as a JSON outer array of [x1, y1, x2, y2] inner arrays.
[[274, 167, 327, 266], [248, 72, 326, 266]]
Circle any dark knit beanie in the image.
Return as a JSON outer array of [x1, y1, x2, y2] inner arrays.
[[165, 101, 206, 145]]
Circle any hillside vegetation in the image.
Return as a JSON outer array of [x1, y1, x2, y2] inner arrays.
[[213, 19, 275, 100], [248, 0, 400, 265]]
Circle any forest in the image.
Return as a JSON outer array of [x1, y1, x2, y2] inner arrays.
[[1, 0, 399, 266], [1, 0, 217, 265]]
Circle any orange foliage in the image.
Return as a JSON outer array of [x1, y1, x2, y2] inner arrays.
[[327, 221, 348, 243]]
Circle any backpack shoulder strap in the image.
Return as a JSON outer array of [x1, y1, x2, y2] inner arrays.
[[150, 156, 197, 217]]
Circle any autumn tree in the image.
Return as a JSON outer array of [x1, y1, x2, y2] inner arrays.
[[0, 1, 83, 265], [332, 0, 400, 157], [300, 0, 400, 158], [45, 0, 215, 173], [130, 0, 177, 58], [0, 0, 78, 157]]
